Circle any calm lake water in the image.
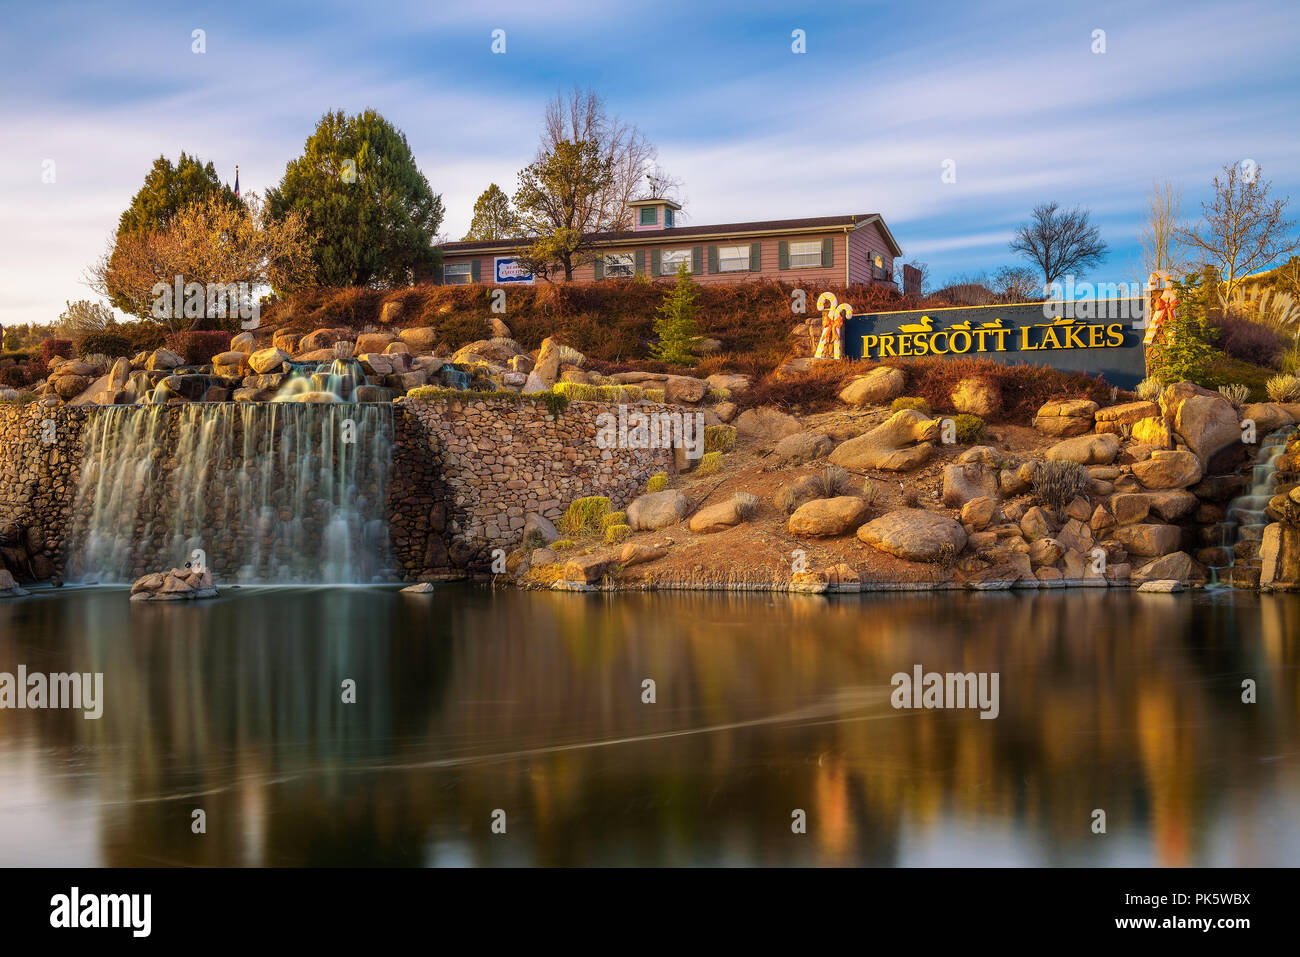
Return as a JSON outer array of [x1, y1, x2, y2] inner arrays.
[[0, 585, 1297, 866]]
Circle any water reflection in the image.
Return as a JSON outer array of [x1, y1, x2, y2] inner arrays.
[[0, 587, 1297, 866]]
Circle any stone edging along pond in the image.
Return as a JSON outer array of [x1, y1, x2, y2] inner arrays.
[[3, 381, 1300, 595]]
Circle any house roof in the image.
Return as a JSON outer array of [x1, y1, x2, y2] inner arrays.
[[440, 213, 903, 257]]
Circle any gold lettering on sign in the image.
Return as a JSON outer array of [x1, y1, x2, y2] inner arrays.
[[855, 318, 1127, 360]]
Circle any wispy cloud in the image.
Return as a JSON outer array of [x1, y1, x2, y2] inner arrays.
[[1, 0, 1297, 326]]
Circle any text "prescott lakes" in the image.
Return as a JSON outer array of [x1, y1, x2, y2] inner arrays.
[[859, 319, 1127, 360]]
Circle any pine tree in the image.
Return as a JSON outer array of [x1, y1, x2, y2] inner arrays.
[[651, 264, 701, 365], [463, 184, 519, 240]]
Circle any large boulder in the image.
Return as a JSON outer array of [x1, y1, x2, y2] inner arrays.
[[1033, 398, 1098, 436], [664, 375, 708, 404], [787, 496, 871, 537], [734, 406, 803, 444], [298, 327, 352, 353], [1132, 449, 1203, 489], [144, 348, 184, 372], [353, 332, 395, 355], [856, 508, 967, 562], [1094, 400, 1159, 434], [627, 490, 690, 530], [397, 326, 440, 353], [828, 409, 938, 471], [689, 499, 742, 534], [1111, 491, 1198, 524], [524, 513, 559, 545], [1240, 402, 1295, 435], [1260, 523, 1300, 587], [107, 357, 132, 393], [621, 542, 669, 567], [1044, 433, 1120, 465], [1131, 416, 1173, 447], [941, 463, 1000, 507], [772, 431, 834, 465], [229, 331, 257, 354], [52, 374, 90, 399], [950, 377, 1001, 417], [563, 554, 616, 584], [705, 373, 750, 394], [452, 338, 525, 365], [1133, 551, 1203, 584], [838, 366, 906, 407], [1160, 381, 1239, 465], [212, 350, 249, 378], [130, 565, 217, 601], [1112, 523, 1183, 557], [523, 337, 577, 393], [248, 347, 290, 375]]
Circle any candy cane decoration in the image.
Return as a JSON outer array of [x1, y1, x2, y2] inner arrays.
[[814, 295, 852, 359]]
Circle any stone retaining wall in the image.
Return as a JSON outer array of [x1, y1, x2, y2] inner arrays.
[[391, 396, 676, 578], [0, 404, 88, 580], [0, 397, 676, 584]]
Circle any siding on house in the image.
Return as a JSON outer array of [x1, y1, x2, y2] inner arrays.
[[437, 213, 900, 288]]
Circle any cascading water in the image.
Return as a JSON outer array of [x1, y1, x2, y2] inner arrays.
[[1213, 427, 1291, 585], [68, 402, 395, 584]]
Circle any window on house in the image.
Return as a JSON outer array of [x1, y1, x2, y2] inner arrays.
[[604, 253, 635, 278], [664, 208, 674, 227], [718, 245, 750, 272], [788, 240, 823, 268], [444, 262, 473, 285], [639, 207, 657, 226], [661, 248, 691, 275], [872, 253, 889, 281]]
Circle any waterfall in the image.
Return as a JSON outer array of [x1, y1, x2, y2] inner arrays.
[[1215, 427, 1291, 585], [68, 402, 396, 584]]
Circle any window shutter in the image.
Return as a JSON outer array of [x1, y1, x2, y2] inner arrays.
[[470, 259, 481, 283], [707, 245, 719, 274], [821, 237, 834, 268], [594, 256, 604, 280], [778, 241, 789, 270], [750, 242, 761, 272], [651, 249, 661, 275], [691, 246, 703, 274], [635, 249, 645, 276]]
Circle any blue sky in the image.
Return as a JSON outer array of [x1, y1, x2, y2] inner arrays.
[[2, 0, 1299, 327]]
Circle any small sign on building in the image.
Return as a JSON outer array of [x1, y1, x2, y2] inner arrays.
[[494, 257, 534, 284]]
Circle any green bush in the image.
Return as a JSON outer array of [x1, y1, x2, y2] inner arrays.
[[553, 382, 642, 403], [891, 396, 931, 414], [696, 451, 724, 474], [604, 524, 632, 545], [75, 332, 133, 359], [645, 473, 668, 493], [1266, 373, 1300, 402], [559, 496, 611, 535], [952, 413, 985, 443], [600, 510, 627, 530], [643, 388, 665, 403], [704, 424, 736, 452], [551, 539, 575, 551]]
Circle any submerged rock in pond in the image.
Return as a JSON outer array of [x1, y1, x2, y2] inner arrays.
[[401, 582, 436, 593], [130, 566, 218, 601]]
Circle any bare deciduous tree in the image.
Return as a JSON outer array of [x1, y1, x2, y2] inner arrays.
[[539, 87, 674, 231], [1138, 180, 1191, 281], [1177, 162, 1300, 301], [1009, 202, 1109, 289]]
